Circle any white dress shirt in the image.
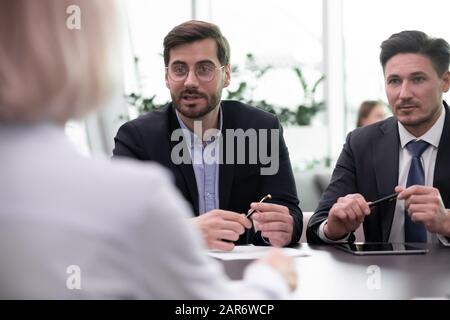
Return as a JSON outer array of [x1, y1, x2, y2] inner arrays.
[[389, 106, 445, 243], [0, 123, 288, 299], [319, 104, 446, 243]]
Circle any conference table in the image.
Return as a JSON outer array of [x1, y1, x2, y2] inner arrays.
[[219, 243, 450, 299]]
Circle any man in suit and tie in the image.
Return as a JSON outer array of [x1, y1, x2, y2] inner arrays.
[[113, 20, 302, 251], [307, 30, 450, 244]]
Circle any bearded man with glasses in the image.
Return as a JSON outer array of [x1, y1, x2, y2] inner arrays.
[[114, 20, 302, 251]]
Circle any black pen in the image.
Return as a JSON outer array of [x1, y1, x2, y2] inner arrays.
[[369, 193, 398, 208], [246, 194, 272, 218]]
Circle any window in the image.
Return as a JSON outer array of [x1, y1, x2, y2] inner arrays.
[[123, 0, 191, 105], [210, 0, 325, 171], [343, 0, 450, 130]]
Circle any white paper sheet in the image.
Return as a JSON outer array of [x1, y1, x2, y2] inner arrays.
[[207, 245, 308, 260]]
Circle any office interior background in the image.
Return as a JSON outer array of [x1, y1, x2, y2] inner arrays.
[[66, 0, 450, 210]]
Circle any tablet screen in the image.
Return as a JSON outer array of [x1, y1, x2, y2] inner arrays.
[[335, 242, 428, 255]]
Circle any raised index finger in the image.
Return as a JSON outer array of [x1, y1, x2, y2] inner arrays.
[[398, 185, 434, 199], [250, 202, 288, 214], [253, 211, 293, 223], [218, 210, 252, 228]]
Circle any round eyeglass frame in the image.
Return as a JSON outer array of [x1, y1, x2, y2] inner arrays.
[[166, 65, 225, 82]]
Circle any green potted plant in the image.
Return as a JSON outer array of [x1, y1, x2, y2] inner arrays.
[[125, 53, 325, 126]]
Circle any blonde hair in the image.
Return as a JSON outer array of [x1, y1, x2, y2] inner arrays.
[[0, 0, 118, 123]]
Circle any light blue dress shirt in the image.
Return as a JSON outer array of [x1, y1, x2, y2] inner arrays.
[[175, 108, 222, 214]]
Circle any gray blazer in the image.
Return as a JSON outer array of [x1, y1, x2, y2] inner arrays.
[[0, 123, 288, 299]]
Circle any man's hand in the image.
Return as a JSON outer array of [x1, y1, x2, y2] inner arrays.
[[191, 210, 252, 251], [250, 203, 294, 247], [325, 194, 371, 240], [396, 185, 450, 236]]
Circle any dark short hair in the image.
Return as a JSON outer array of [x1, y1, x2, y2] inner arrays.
[[380, 30, 450, 76], [163, 20, 230, 67], [356, 100, 382, 128]]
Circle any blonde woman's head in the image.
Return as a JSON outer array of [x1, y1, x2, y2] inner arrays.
[[0, 0, 118, 124]]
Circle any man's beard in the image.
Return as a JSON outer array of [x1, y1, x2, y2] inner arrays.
[[172, 89, 221, 120]]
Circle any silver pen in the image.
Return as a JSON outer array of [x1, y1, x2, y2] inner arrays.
[[246, 194, 272, 218]]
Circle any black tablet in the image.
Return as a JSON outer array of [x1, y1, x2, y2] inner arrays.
[[334, 242, 428, 255]]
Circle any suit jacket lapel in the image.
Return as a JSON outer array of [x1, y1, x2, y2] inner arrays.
[[434, 101, 450, 207], [168, 104, 199, 214], [219, 104, 235, 209], [373, 117, 399, 242]]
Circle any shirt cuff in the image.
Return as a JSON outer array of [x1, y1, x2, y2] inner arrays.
[[318, 219, 350, 243], [437, 234, 450, 246]]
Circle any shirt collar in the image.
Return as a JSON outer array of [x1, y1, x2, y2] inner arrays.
[[175, 105, 223, 146], [398, 102, 446, 149]]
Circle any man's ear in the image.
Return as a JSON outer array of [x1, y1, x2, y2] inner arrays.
[[442, 70, 450, 93], [223, 64, 231, 88], [165, 68, 170, 89]]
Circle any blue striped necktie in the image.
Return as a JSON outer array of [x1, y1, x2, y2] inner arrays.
[[404, 140, 429, 242]]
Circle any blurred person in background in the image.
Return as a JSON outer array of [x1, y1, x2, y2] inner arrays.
[[0, 0, 296, 299], [356, 100, 387, 127]]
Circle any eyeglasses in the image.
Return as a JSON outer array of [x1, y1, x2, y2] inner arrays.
[[166, 62, 225, 83]]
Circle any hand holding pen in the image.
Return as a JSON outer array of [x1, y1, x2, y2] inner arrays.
[[192, 209, 252, 251], [248, 194, 294, 247], [246, 194, 272, 218], [325, 191, 399, 241], [368, 193, 398, 208]]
